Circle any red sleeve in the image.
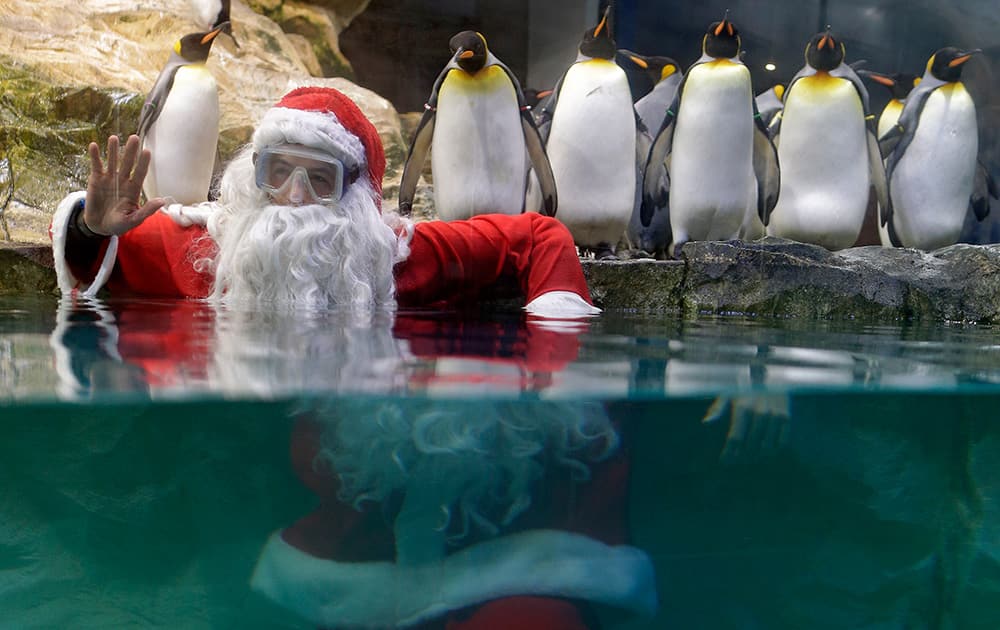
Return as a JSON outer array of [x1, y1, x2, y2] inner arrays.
[[394, 213, 591, 309], [70, 213, 213, 298]]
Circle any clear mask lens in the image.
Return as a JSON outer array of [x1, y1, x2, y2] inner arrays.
[[254, 146, 348, 203]]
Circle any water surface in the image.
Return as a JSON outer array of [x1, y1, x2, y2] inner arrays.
[[1, 295, 997, 628]]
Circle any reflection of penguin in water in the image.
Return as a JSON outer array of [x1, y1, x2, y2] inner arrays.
[[618, 51, 683, 257], [641, 14, 779, 258], [858, 70, 919, 246], [766, 29, 888, 251], [139, 25, 226, 204], [879, 48, 997, 250], [530, 7, 638, 258], [398, 31, 556, 220]]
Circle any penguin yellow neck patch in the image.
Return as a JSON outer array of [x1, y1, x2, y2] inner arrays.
[[443, 65, 511, 93]]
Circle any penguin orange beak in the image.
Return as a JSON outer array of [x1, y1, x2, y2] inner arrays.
[[870, 73, 895, 87], [949, 49, 981, 68], [594, 10, 608, 37], [536, 89, 553, 99], [629, 55, 648, 69], [201, 25, 224, 45], [459, 49, 475, 59]]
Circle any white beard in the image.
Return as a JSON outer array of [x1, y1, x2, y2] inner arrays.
[[204, 154, 408, 311], [314, 399, 620, 542]]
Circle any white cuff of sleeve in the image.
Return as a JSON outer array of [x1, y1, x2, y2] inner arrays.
[[524, 290, 601, 318], [51, 191, 118, 298], [251, 528, 657, 628], [159, 201, 215, 227]]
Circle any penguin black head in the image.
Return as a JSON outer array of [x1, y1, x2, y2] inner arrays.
[[804, 28, 845, 72], [927, 47, 981, 83], [449, 31, 489, 74], [619, 50, 681, 87], [579, 6, 616, 60], [175, 24, 226, 63], [703, 12, 741, 60]]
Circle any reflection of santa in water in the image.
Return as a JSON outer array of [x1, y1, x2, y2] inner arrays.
[[52, 87, 599, 320], [252, 398, 656, 629]]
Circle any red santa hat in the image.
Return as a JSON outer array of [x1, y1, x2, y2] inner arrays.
[[252, 87, 386, 202]]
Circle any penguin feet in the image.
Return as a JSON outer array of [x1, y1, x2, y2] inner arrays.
[[593, 243, 618, 260], [668, 238, 688, 260]]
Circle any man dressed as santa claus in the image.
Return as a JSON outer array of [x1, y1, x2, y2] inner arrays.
[[51, 86, 600, 320], [48, 87, 656, 628]]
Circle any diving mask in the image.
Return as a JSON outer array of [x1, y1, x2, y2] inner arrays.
[[253, 145, 360, 203]]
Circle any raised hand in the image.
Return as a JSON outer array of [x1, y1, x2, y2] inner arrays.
[[84, 135, 166, 236]]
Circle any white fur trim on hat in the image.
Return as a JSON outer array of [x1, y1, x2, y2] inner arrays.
[[253, 107, 367, 171], [250, 528, 658, 628], [51, 191, 119, 298]]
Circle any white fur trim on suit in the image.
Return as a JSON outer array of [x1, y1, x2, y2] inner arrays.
[[51, 192, 119, 297], [250, 528, 658, 628], [160, 201, 217, 227], [524, 290, 602, 318], [253, 107, 367, 171]]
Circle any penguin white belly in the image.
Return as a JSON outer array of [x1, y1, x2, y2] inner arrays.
[[890, 86, 978, 250], [767, 75, 869, 250], [546, 60, 636, 248], [432, 67, 526, 221], [669, 61, 756, 245], [144, 65, 219, 204]]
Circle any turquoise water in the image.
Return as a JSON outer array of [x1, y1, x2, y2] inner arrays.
[[1, 295, 998, 628]]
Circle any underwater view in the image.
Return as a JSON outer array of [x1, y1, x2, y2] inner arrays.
[[2, 296, 999, 628], [1, 0, 1000, 628]]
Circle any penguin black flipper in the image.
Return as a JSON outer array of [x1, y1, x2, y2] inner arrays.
[[495, 62, 558, 216], [751, 101, 780, 225], [971, 161, 997, 221], [397, 106, 436, 217], [533, 72, 565, 145], [398, 62, 457, 216], [881, 87, 933, 183], [640, 91, 680, 226], [137, 61, 182, 146]]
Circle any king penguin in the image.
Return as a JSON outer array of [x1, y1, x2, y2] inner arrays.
[[878, 48, 996, 250], [641, 14, 780, 257], [530, 7, 638, 258], [618, 51, 683, 257], [138, 25, 226, 205], [765, 29, 888, 251], [398, 31, 556, 220]]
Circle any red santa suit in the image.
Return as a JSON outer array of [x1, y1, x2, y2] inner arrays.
[[52, 206, 594, 311], [49, 86, 654, 628]]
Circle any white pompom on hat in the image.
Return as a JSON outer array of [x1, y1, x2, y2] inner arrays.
[[252, 87, 386, 203]]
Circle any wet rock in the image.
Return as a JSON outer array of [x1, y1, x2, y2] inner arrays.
[[583, 238, 1000, 323], [0, 0, 403, 244], [0, 242, 55, 295]]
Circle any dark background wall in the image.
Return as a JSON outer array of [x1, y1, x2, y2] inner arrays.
[[341, 0, 999, 240]]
